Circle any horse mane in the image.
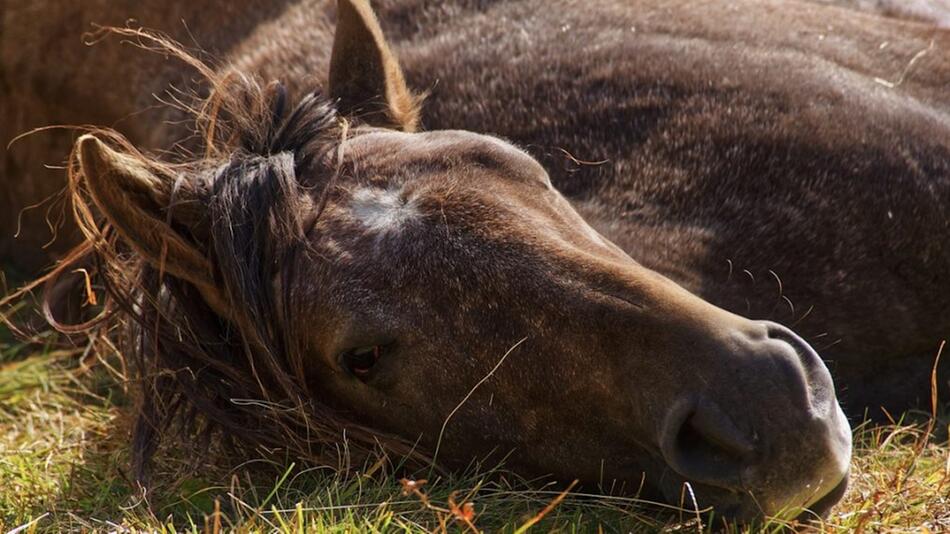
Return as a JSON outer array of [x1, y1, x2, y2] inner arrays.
[[22, 28, 419, 481]]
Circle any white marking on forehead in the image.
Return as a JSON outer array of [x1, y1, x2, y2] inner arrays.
[[350, 186, 419, 233]]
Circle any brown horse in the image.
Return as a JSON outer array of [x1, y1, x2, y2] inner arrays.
[[5, 0, 950, 522]]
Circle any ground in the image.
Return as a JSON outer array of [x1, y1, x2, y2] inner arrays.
[[0, 328, 948, 533]]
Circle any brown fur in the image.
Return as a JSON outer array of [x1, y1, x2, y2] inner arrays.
[[815, 0, 950, 26], [5, 4, 949, 408], [3, 0, 948, 521]]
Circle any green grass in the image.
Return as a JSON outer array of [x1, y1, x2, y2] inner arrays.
[[1, 340, 948, 533]]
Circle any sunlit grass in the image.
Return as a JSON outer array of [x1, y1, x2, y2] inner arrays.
[[1, 339, 947, 533]]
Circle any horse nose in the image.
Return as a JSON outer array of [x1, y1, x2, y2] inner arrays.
[[658, 320, 852, 517], [761, 321, 838, 417]]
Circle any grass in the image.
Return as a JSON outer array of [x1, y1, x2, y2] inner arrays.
[[1, 336, 948, 533]]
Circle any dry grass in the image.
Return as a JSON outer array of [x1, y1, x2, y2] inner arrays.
[[1, 338, 947, 533]]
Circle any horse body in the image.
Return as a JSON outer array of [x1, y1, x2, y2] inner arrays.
[[2, 0, 948, 521], [1, 0, 309, 267], [380, 0, 950, 409]]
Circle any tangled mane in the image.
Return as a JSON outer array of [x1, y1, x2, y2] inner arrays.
[[31, 28, 421, 481]]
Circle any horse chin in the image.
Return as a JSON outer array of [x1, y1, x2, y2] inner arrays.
[[796, 471, 849, 522], [645, 463, 849, 525]]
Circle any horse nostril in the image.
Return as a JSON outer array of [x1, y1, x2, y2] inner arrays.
[[661, 398, 755, 489]]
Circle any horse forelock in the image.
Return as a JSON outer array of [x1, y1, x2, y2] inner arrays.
[[127, 89, 366, 476]]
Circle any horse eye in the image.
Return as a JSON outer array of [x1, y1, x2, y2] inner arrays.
[[341, 345, 381, 378]]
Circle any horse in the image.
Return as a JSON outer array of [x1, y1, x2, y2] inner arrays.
[[4, 0, 949, 522]]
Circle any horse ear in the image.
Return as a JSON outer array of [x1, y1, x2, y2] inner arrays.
[[328, 0, 421, 131], [76, 135, 221, 303]]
